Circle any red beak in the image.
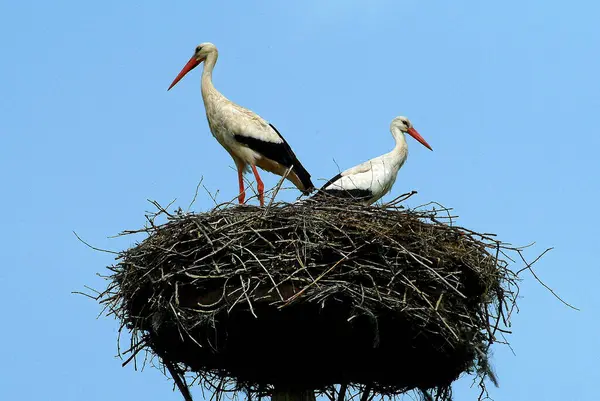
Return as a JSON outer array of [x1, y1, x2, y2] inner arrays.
[[167, 56, 202, 91], [407, 127, 433, 151]]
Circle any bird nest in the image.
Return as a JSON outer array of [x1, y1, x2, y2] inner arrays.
[[89, 192, 535, 401]]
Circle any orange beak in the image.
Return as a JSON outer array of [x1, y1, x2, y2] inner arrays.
[[167, 55, 203, 91], [407, 127, 433, 151]]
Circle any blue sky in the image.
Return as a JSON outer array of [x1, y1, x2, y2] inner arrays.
[[1, 1, 598, 400]]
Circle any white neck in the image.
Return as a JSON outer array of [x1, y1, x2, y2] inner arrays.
[[201, 51, 219, 98], [382, 125, 408, 170], [390, 126, 408, 152]]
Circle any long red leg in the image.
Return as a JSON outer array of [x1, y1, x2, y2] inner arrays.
[[237, 168, 245, 204], [251, 165, 265, 206]]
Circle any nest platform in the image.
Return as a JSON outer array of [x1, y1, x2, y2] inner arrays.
[[96, 194, 520, 400]]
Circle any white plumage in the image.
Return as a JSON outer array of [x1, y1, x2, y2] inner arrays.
[[168, 42, 314, 206], [314, 116, 433, 205]]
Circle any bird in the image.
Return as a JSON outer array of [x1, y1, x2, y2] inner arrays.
[[167, 42, 314, 207], [312, 116, 432, 205]]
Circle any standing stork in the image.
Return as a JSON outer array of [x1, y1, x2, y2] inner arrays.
[[313, 116, 432, 205], [168, 42, 314, 206]]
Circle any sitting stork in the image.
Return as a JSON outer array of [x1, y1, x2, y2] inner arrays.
[[313, 116, 432, 205], [168, 42, 314, 206]]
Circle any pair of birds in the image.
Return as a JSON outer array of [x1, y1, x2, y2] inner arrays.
[[168, 43, 433, 206]]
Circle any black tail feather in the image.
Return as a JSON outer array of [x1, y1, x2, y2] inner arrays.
[[268, 123, 314, 193], [291, 161, 314, 194]]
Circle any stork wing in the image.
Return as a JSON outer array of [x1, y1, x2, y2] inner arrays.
[[321, 160, 374, 190], [229, 107, 282, 143], [228, 105, 314, 191]]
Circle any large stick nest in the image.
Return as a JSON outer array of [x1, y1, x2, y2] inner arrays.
[[95, 192, 523, 400]]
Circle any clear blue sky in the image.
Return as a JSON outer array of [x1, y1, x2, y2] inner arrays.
[[1, 1, 598, 400]]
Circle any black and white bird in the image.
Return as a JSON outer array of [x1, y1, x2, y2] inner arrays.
[[168, 42, 314, 206], [313, 116, 432, 205]]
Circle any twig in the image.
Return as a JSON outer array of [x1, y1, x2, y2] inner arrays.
[[243, 246, 284, 301], [73, 231, 119, 254], [359, 385, 372, 401], [278, 247, 362, 308], [265, 165, 292, 211], [164, 358, 194, 401], [337, 383, 348, 401], [187, 177, 204, 212], [516, 248, 579, 311]]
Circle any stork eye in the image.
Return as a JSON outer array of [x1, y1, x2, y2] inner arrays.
[[196, 46, 203, 53]]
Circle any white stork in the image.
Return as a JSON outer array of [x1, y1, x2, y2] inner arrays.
[[313, 116, 432, 205], [167, 42, 314, 206]]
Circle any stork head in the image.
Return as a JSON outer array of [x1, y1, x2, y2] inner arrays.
[[391, 116, 433, 151], [168, 42, 217, 90]]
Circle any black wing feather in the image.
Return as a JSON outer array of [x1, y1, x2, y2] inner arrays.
[[312, 172, 373, 202], [233, 123, 314, 193], [320, 172, 343, 190]]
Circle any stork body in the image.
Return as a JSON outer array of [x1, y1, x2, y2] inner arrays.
[[168, 43, 314, 206], [314, 116, 432, 205]]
